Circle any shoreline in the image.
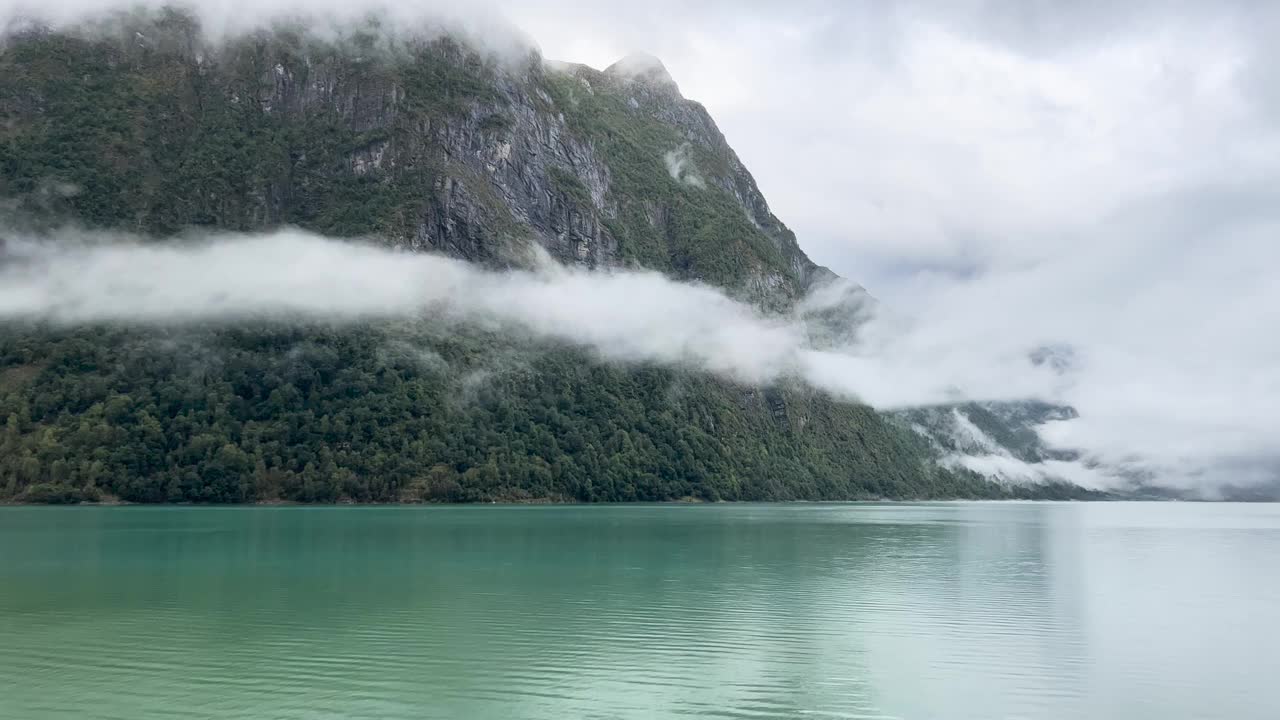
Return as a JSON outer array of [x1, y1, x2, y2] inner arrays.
[[10, 497, 1259, 508]]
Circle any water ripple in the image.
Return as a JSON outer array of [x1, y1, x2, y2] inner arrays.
[[2, 503, 1278, 719]]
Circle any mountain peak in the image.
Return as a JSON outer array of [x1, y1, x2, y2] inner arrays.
[[604, 52, 678, 92]]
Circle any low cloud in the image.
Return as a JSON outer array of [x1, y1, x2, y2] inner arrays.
[[663, 144, 706, 188], [0, 229, 808, 385], [0, 0, 537, 63], [0, 227, 1273, 496], [0, 227, 1057, 403]]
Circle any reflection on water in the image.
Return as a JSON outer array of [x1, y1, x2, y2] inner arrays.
[[1, 503, 1276, 719]]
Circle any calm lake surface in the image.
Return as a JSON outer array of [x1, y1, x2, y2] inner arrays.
[[1, 503, 1277, 719]]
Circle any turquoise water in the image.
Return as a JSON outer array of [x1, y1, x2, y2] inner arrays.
[[1, 503, 1277, 719]]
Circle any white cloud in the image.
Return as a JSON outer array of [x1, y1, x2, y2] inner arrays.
[[0, 0, 537, 60], [663, 144, 706, 189], [0, 228, 1063, 410], [946, 454, 1120, 491], [0, 230, 806, 385]]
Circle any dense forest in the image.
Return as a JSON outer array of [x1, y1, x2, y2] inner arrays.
[[0, 11, 1099, 503], [3, 323, 1087, 504]]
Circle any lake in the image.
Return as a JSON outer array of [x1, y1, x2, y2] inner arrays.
[[1, 503, 1276, 719]]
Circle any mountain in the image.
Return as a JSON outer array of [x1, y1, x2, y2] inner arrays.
[[894, 401, 1079, 465], [0, 10, 1097, 503]]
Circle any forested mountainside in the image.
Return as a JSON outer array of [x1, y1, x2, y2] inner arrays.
[[0, 10, 1095, 503]]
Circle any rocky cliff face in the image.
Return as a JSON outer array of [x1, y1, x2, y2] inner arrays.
[[2, 13, 827, 306]]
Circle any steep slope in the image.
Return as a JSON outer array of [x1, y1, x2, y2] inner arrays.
[[0, 11, 1091, 503], [895, 402, 1079, 465], [2, 12, 823, 298]]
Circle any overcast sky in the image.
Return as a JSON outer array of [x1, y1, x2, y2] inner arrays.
[[3, 0, 1278, 491]]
